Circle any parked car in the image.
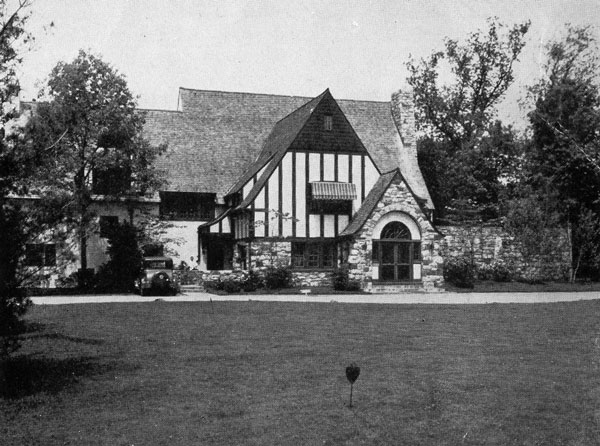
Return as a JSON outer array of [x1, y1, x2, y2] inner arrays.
[[135, 256, 178, 296]]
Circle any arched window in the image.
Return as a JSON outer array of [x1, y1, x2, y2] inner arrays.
[[380, 221, 411, 240]]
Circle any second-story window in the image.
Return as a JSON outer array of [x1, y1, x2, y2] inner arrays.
[[160, 192, 215, 220]]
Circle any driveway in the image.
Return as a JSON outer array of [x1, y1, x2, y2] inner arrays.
[[30, 291, 600, 305]]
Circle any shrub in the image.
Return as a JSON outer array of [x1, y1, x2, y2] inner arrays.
[[490, 260, 512, 282], [241, 270, 263, 292], [333, 267, 361, 291], [264, 266, 292, 289], [222, 278, 242, 293], [204, 278, 224, 291], [444, 257, 475, 288]]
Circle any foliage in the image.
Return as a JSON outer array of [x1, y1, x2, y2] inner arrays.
[[0, 205, 31, 358], [242, 270, 264, 292], [407, 18, 530, 146], [524, 26, 600, 279], [527, 26, 600, 213], [571, 207, 600, 281], [408, 18, 529, 217], [443, 257, 475, 288], [0, 0, 46, 360], [27, 50, 166, 283], [264, 266, 292, 289], [204, 270, 264, 293], [333, 267, 361, 291], [95, 220, 142, 292], [418, 123, 523, 219], [503, 188, 568, 283], [477, 260, 513, 282]]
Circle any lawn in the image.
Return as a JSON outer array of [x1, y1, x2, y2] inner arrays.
[[2, 300, 600, 445]]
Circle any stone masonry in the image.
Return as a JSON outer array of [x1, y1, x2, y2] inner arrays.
[[439, 224, 571, 281], [346, 175, 444, 292]]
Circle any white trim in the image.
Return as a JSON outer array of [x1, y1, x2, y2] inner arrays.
[[371, 211, 421, 240]]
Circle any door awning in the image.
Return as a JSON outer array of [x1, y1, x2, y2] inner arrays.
[[310, 182, 357, 200]]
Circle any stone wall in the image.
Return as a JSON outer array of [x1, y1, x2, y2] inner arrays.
[[439, 224, 571, 281], [346, 176, 445, 292]]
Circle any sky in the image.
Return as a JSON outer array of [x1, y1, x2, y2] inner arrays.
[[16, 0, 600, 127]]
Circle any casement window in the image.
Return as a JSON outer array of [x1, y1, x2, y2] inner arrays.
[[99, 216, 119, 238], [292, 241, 336, 269], [160, 192, 215, 220], [25, 243, 56, 267], [324, 115, 333, 131]]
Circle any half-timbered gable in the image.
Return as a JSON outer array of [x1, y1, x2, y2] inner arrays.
[[218, 90, 380, 244]]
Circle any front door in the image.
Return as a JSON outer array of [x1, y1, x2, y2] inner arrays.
[[379, 241, 412, 281]]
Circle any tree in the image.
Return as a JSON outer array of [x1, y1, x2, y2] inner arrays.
[[28, 50, 166, 286], [0, 0, 47, 383], [407, 18, 530, 216], [96, 220, 142, 292], [528, 25, 600, 212], [525, 25, 600, 279]]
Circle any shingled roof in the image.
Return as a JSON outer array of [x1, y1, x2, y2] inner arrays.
[[142, 87, 433, 208]]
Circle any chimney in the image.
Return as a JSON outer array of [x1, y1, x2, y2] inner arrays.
[[391, 88, 417, 160]]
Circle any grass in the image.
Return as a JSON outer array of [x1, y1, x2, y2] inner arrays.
[[446, 280, 600, 293], [2, 300, 600, 445]]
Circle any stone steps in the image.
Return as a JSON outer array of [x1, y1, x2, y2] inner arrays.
[[180, 284, 205, 293], [371, 283, 426, 294]]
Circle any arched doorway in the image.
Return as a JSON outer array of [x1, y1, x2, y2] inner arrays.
[[373, 220, 421, 282]]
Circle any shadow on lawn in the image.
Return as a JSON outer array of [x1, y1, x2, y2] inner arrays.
[[1, 355, 114, 399]]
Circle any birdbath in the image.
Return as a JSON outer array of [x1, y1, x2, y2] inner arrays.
[[345, 363, 360, 407]]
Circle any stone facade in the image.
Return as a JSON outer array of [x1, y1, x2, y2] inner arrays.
[[346, 175, 444, 292], [439, 224, 571, 281]]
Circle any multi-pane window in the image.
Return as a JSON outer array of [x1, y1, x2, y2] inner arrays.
[[25, 243, 56, 267], [292, 241, 336, 269], [372, 221, 421, 282], [160, 192, 215, 220], [324, 114, 333, 131]]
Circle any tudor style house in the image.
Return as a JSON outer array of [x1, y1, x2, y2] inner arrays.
[[25, 87, 444, 291], [138, 87, 444, 292]]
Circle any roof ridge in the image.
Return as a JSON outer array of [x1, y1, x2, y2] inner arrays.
[[178, 86, 312, 101], [178, 87, 391, 104]]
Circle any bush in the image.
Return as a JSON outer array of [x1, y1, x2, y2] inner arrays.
[[241, 270, 263, 292], [204, 278, 224, 292], [264, 266, 292, 289], [333, 267, 361, 291], [476, 260, 513, 282], [444, 257, 475, 288], [222, 278, 242, 293], [490, 261, 512, 282]]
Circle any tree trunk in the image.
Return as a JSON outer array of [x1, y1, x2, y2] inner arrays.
[[0, 357, 7, 396], [79, 222, 88, 288]]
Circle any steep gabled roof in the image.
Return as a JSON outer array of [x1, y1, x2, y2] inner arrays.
[[143, 87, 433, 208], [227, 91, 326, 196], [339, 168, 439, 236]]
